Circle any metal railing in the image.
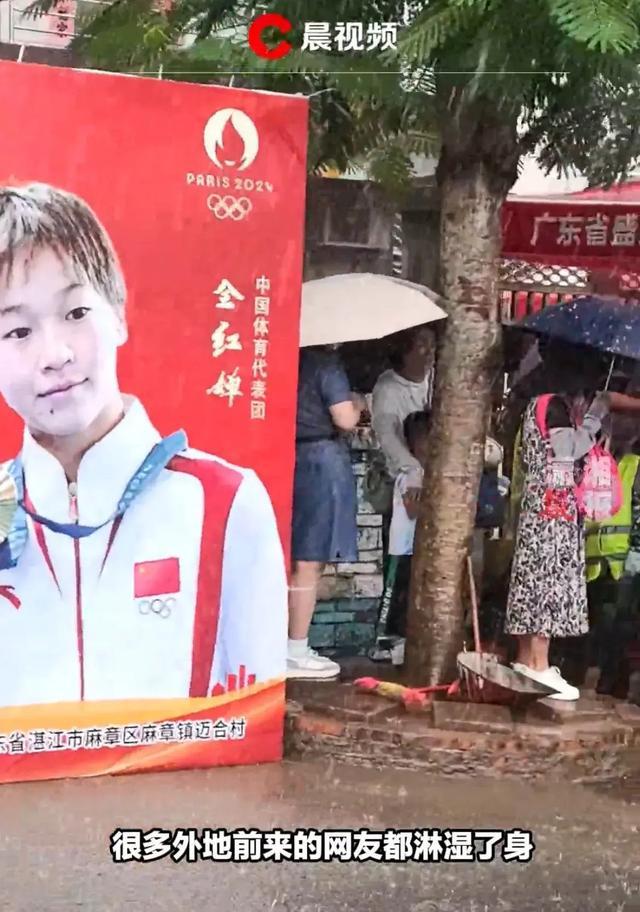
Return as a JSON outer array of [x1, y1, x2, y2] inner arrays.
[[499, 258, 640, 322], [498, 258, 590, 322]]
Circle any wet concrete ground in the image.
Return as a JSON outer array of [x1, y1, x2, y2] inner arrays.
[[0, 759, 638, 912]]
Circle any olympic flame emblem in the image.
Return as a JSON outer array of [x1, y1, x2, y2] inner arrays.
[[203, 108, 259, 172]]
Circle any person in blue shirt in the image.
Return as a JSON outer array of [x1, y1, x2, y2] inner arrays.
[[288, 346, 365, 680]]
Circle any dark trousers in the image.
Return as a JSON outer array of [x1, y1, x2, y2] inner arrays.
[[380, 512, 411, 638], [595, 572, 640, 696], [385, 556, 411, 637]]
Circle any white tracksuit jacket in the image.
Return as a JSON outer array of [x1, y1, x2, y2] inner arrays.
[[0, 398, 288, 707]]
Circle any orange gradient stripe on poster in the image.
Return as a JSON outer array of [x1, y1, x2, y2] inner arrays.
[[0, 680, 284, 783]]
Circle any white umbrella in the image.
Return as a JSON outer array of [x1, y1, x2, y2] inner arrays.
[[299, 273, 447, 347]]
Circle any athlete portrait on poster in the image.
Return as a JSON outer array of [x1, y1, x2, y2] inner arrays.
[[0, 182, 288, 709]]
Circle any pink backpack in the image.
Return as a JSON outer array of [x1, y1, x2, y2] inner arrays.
[[535, 394, 622, 522]]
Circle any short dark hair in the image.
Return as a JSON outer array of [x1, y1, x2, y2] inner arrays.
[[388, 328, 419, 372], [403, 410, 431, 454], [0, 182, 126, 313], [539, 340, 608, 396]]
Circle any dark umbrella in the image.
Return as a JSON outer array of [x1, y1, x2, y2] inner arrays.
[[518, 295, 640, 361]]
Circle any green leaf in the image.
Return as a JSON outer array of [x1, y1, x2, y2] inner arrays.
[[547, 0, 640, 53], [367, 140, 416, 197], [400, 2, 478, 62]]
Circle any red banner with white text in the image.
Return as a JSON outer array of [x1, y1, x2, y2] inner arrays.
[[502, 197, 640, 271]]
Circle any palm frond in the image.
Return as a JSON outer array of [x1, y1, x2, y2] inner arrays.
[[70, 0, 174, 70], [399, 0, 480, 61], [183, 0, 247, 39], [367, 140, 416, 197], [547, 0, 640, 53]]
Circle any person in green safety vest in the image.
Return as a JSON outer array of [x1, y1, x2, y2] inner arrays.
[[594, 447, 640, 697], [585, 454, 640, 585]]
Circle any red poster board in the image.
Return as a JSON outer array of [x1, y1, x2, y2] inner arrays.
[[0, 61, 308, 782]]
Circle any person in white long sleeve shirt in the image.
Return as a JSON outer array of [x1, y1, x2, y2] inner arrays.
[[0, 182, 287, 708], [372, 326, 435, 492]]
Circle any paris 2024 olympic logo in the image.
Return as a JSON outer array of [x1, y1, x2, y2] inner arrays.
[[185, 107, 276, 222]]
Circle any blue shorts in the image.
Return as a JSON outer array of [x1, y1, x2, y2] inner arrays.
[[291, 439, 358, 563]]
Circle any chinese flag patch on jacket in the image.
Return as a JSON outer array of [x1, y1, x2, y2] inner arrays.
[[134, 558, 180, 598]]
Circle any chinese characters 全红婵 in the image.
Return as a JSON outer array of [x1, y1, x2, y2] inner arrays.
[[207, 277, 245, 408], [205, 274, 272, 419]]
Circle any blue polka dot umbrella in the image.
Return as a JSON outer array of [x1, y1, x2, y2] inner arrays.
[[519, 295, 640, 360]]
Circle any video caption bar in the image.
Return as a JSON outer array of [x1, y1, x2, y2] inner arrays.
[[110, 827, 535, 864]]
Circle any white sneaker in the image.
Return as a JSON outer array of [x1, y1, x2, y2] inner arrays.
[[512, 663, 580, 701], [286, 648, 341, 680]]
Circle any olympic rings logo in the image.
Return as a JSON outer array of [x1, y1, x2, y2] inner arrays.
[[206, 194, 253, 221], [138, 597, 176, 619]]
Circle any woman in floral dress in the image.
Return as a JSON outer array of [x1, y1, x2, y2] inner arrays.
[[505, 343, 640, 701]]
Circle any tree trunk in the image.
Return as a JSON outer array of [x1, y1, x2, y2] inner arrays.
[[404, 103, 519, 686]]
